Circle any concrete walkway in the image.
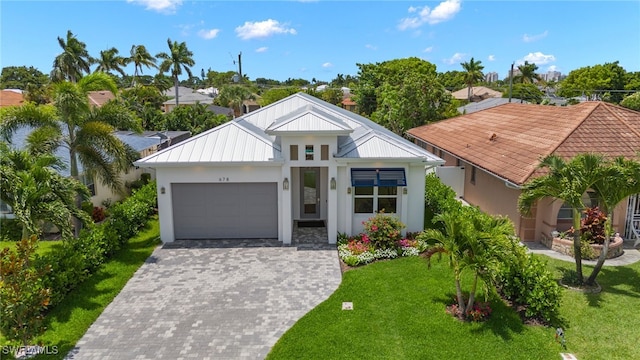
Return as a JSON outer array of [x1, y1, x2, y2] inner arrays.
[[66, 240, 341, 360], [525, 240, 640, 266]]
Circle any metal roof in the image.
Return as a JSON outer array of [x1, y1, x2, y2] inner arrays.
[[265, 104, 353, 135], [135, 92, 443, 167]]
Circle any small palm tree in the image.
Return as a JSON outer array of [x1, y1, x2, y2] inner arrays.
[[0, 140, 90, 239], [95, 47, 129, 77], [460, 57, 484, 101], [0, 72, 141, 236], [156, 38, 195, 107], [514, 61, 541, 84], [129, 45, 157, 86], [519, 154, 608, 285], [217, 85, 256, 117], [51, 30, 94, 83]]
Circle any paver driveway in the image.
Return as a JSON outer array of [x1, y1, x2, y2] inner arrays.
[[66, 240, 342, 360]]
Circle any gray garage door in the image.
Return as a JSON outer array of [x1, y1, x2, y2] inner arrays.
[[172, 183, 278, 239]]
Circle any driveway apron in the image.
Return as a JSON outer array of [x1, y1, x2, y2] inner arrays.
[[66, 241, 342, 360]]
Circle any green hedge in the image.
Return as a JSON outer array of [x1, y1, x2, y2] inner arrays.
[[424, 173, 462, 230], [36, 181, 158, 307]]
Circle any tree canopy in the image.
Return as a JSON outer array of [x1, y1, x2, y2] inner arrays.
[[0, 66, 49, 90], [558, 61, 628, 103], [353, 57, 456, 135]]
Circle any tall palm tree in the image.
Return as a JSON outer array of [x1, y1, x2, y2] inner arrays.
[[514, 61, 541, 84], [95, 47, 129, 77], [51, 30, 94, 83], [518, 154, 607, 285], [0, 73, 141, 236], [0, 140, 90, 239], [460, 57, 484, 101], [129, 45, 157, 86], [156, 38, 195, 107]]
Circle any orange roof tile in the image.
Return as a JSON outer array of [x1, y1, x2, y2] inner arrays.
[[87, 90, 115, 107], [0, 90, 25, 107], [342, 97, 356, 106], [407, 102, 640, 185]]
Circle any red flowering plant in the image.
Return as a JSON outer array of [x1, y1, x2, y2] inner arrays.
[[580, 206, 607, 244], [362, 210, 405, 249], [445, 297, 492, 322]]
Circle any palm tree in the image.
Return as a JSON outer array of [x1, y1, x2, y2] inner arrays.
[[0, 140, 90, 239], [585, 157, 640, 285], [51, 30, 94, 83], [0, 72, 141, 236], [422, 208, 513, 318], [518, 154, 608, 285], [156, 38, 195, 107], [216, 85, 256, 117], [129, 45, 157, 86], [460, 57, 484, 101], [95, 47, 129, 77], [514, 61, 541, 84]]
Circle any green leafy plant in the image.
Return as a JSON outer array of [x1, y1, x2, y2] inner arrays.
[[0, 236, 51, 346], [362, 211, 405, 249]]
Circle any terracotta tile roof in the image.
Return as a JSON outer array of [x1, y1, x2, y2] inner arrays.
[[451, 86, 502, 100], [87, 90, 115, 107], [407, 102, 640, 185], [342, 97, 356, 106], [0, 90, 25, 107]]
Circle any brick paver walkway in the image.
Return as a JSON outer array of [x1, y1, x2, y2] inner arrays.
[[66, 239, 341, 360]]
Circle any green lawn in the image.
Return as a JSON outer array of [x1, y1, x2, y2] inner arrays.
[[0, 219, 160, 360], [268, 254, 640, 360], [0, 239, 64, 256]]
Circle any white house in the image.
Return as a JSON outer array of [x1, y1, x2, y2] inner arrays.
[[134, 93, 444, 244]]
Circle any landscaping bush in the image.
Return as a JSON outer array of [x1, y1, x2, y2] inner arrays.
[[362, 211, 405, 249], [424, 173, 462, 230], [0, 218, 22, 241], [0, 236, 51, 346], [495, 240, 561, 323], [91, 206, 106, 223], [38, 242, 89, 307]]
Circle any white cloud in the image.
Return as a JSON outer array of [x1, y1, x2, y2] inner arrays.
[[522, 30, 549, 43], [423, 46, 434, 53], [322, 62, 333, 68], [126, 0, 182, 14], [197, 29, 220, 40], [519, 52, 556, 65], [235, 19, 297, 40], [488, 55, 495, 61], [443, 52, 466, 65], [365, 44, 378, 50], [255, 46, 268, 53], [398, 0, 461, 30], [547, 65, 558, 72]]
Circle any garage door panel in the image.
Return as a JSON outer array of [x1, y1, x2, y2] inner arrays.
[[172, 183, 278, 239]]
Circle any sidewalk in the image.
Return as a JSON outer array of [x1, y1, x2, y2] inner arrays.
[[524, 240, 640, 266]]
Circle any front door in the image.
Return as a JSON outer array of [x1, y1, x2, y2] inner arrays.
[[301, 167, 320, 218]]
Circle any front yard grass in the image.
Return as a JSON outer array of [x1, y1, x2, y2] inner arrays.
[[268, 254, 640, 360], [0, 239, 63, 256], [0, 219, 160, 359]]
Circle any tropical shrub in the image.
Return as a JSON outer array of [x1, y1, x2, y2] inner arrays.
[[92, 206, 106, 223], [424, 173, 462, 231], [362, 211, 405, 249], [0, 218, 22, 241], [580, 207, 607, 244], [0, 236, 51, 346], [495, 240, 561, 323]]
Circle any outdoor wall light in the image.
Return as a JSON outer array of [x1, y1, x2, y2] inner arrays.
[[160, 186, 166, 194], [330, 177, 337, 190], [403, 187, 408, 195], [347, 187, 351, 194], [283, 177, 289, 190]]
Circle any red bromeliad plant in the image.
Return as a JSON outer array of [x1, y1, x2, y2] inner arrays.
[[580, 207, 607, 244]]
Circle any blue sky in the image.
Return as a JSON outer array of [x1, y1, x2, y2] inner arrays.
[[1, 0, 639, 82]]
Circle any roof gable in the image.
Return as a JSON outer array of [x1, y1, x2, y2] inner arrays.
[[407, 101, 640, 185], [265, 104, 353, 135]]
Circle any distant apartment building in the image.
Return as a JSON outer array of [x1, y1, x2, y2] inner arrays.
[[505, 68, 522, 80], [484, 72, 499, 83], [541, 71, 563, 82]]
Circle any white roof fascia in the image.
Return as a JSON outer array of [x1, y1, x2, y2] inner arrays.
[[133, 159, 285, 168], [334, 157, 442, 165]]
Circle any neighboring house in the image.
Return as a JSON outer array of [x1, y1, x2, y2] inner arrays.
[[457, 97, 526, 114], [242, 99, 261, 114], [341, 97, 358, 113], [407, 102, 640, 243], [163, 92, 215, 113], [87, 90, 115, 107], [451, 86, 502, 101], [163, 86, 194, 98], [0, 89, 25, 107], [135, 92, 444, 244], [206, 104, 234, 118]]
